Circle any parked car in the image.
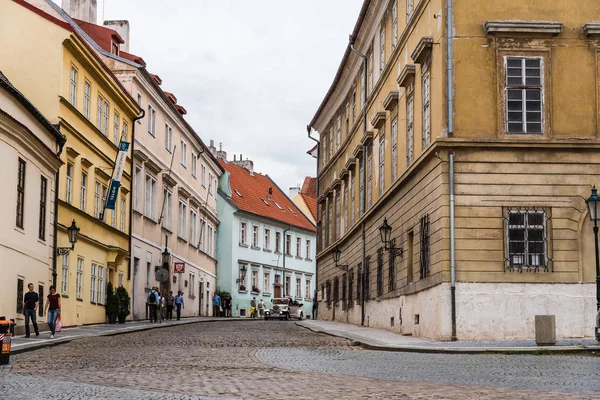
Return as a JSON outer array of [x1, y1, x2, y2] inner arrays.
[[264, 298, 304, 320]]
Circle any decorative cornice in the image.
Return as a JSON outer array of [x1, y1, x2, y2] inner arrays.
[[339, 168, 349, 180], [80, 157, 93, 168], [371, 111, 386, 129], [583, 23, 600, 37], [484, 21, 563, 36], [162, 172, 177, 188], [383, 91, 399, 111], [66, 146, 80, 158], [360, 131, 374, 146], [332, 179, 342, 191], [397, 64, 416, 88], [178, 186, 191, 199], [94, 167, 111, 181], [345, 158, 357, 171], [410, 37, 433, 64], [133, 149, 149, 162], [144, 158, 162, 174], [353, 144, 364, 159]]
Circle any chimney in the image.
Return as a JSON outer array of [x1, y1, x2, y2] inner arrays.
[[208, 140, 217, 156], [61, 0, 97, 24], [289, 186, 300, 199], [103, 20, 130, 52], [230, 153, 254, 175]]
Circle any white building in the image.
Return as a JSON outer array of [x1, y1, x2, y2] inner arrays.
[[0, 72, 65, 331]]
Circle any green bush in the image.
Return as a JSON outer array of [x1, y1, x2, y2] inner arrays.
[[105, 282, 119, 317], [116, 285, 131, 318]]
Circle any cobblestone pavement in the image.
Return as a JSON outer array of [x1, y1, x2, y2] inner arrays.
[[1, 320, 600, 400]]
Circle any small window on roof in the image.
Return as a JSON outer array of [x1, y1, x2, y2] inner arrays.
[[261, 198, 270, 206], [274, 202, 283, 211], [287, 206, 297, 215], [234, 189, 242, 197]]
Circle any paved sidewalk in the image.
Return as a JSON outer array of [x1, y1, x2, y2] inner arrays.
[[10, 317, 244, 354], [297, 320, 600, 354]]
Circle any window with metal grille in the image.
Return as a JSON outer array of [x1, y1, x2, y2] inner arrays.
[[326, 280, 331, 307], [342, 273, 347, 310], [406, 84, 414, 165], [365, 256, 371, 301], [333, 277, 339, 306], [348, 269, 354, 307], [38, 285, 44, 317], [420, 214, 430, 279], [16, 279, 24, 314], [16, 158, 25, 228], [388, 238, 396, 292], [505, 57, 543, 134], [39, 176, 47, 240], [505, 208, 550, 272], [356, 263, 362, 303], [376, 247, 384, 296], [422, 61, 431, 148]]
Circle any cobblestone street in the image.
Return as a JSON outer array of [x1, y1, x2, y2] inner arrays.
[[1, 320, 599, 399]]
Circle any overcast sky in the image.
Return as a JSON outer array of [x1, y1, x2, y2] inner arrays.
[[97, 0, 363, 193]]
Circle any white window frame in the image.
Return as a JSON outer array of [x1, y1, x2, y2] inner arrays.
[[122, 121, 128, 141], [335, 192, 341, 240], [147, 105, 156, 136], [114, 111, 120, 145], [306, 240, 311, 260], [504, 56, 544, 135], [97, 265, 104, 305], [145, 174, 157, 220], [391, 119, 398, 181], [190, 209, 198, 245], [367, 146, 373, 208], [76, 257, 83, 300], [162, 189, 172, 230], [296, 237, 302, 257], [296, 278, 302, 298], [379, 134, 385, 196], [264, 272, 270, 292], [329, 128, 333, 159], [97, 95, 103, 132], [201, 164, 206, 187], [406, 85, 414, 165], [286, 234, 292, 256], [264, 228, 271, 250], [134, 166, 142, 212], [103, 100, 109, 137], [165, 123, 172, 152], [275, 231, 281, 252], [80, 171, 87, 211], [180, 139, 187, 167], [240, 221, 248, 245], [407, 0, 414, 18], [351, 175, 356, 225], [305, 279, 311, 299], [336, 117, 341, 150], [61, 254, 69, 296], [94, 181, 101, 218], [380, 26, 386, 72], [392, 1, 398, 49], [422, 63, 431, 148], [90, 263, 97, 303], [83, 81, 90, 119], [70, 66, 77, 106], [252, 225, 259, 248], [120, 198, 126, 232], [178, 200, 187, 240], [192, 153, 197, 178], [66, 163, 73, 204]]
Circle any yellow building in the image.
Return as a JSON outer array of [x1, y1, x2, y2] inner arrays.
[[311, 0, 600, 340], [0, 0, 141, 326]]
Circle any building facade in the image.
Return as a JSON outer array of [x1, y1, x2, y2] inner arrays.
[[311, 0, 600, 340], [66, 5, 223, 319], [0, 73, 65, 331], [0, 0, 141, 327], [216, 150, 317, 318]]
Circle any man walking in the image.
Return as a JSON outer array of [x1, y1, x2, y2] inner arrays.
[[147, 287, 159, 322], [212, 292, 220, 317], [175, 291, 184, 320], [258, 298, 265, 317], [166, 291, 175, 320], [23, 283, 39, 338]]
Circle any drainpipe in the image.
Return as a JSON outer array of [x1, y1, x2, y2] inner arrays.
[[447, 0, 454, 134], [52, 171, 60, 288], [350, 37, 368, 327], [307, 126, 319, 317], [129, 108, 146, 320], [449, 152, 457, 341], [283, 224, 291, 297]]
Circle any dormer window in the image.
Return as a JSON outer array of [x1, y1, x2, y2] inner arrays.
[[274, 202, 283, 211], [261, 198, 270, 206], [234, 189, 243, 197], [111, 41, 119, 56]]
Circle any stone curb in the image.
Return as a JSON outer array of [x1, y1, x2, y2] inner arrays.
[[296, 322, 600, 355], [9, 317, 249, 356]]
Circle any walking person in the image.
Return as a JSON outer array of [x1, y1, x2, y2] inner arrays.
[[166, 291, 175, 320], [43, 285, 61, 339], [212, 292, 221, 317], [159, 291, 166, 323], [224, 293, 232, 317], [312, 289, 318, 320], [250, 297, 257, 318], [175, 291, 184, 320], [147, 287, 159, 322], [23, 283, 39, 338], [258, 298, 265, 318]]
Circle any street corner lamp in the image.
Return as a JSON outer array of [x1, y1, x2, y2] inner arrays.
[[237, 265, 247, 283], [161, 246, 171, 267], [57, 219, 80, 256], [332, 245, 348, 271], [379, 218, 403, 257], [585, 186, 600, 341]]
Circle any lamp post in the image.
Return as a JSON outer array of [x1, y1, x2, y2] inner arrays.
[[378, 218, 403, 256], [161, 237, 170, 295], [585, 186, 600, 341], [332, 245, 348, 271], [56, 219, 80, 256], [236, 265, 247, 287]]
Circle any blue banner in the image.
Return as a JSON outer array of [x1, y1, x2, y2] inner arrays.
[[104, 141, 130, 211]]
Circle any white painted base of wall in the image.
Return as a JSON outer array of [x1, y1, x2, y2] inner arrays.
[[321, 282, 596, 341]]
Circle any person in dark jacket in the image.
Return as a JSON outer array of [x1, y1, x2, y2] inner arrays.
[[23, 283, 39, 338], [166, 291, 175, 320]]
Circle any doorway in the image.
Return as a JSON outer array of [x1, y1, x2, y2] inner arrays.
[[274, 285, 282, 298], [199, 282, 204, 316]]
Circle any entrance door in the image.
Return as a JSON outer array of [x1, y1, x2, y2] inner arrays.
[[199, 282, 204, 316], [274, 285, 282, 298]]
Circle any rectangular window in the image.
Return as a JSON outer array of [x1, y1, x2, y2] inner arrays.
[[118, 273, 123, 288], [39, 176, 47, 240], [192, 154, 197, 178], [147, 105, 156, 136], [97, 265, 104, 304], [122, 121, 128, 141], [76, 257, 83, 300], [296, 237, 302, 257], [305, 279, 311, 299], [356, 263, 362, 302], [367, 145, 373, 208], [505, 57, 543, 134], [165, 123, 172, 152], [360, 69, 366, 107], [66, 163, 73, 204], [162, 189, 172, 230], [406, 87, 414, 165], [190, 209, 198, 245], [201, 164, 206, 187], [70, 66, 77, 106], [336, 117, 341, 150], [342, 273, 347, 309], [391, 119, 398, 181], [351, 176, 356, 225], [335, 192, 341, 240], [38, 285, 44, 317], [376, 248, 383, 296], [326, 280, 331, 306], [264, 228, 270, 250], [352, 90, 357, 123], [306, 239, 311, 259], [180, 140, 187, 167], [286, 234, 292, 256], [253, 225, 259, 248], [61, 254, 68, 296], [422, 64, 431, 148], [16, 279, 24, 314], [101, 183, 107, 222], [379, 134, 385, 196], [240, 221, 247, 245], [113, 112, 120, 145], [94, 181, 101, 218], [333, 277, 339, 306], [392, 2, 398, 48], [368, 47, 374, 94], [320, 207, 326, 250], [134, 166, 142, 212], [285, 276, 291, 297], [275, 231, 281, 252], [407, 0, 414, 18], [251, 270, 258, 291], [380, 26, 386, 72], [80, 172, 87, 211], [296, 278, 301, 298], [120, 198, 126, 232], [329, 128, 333, 159], [407, 230, 414, 284], [327, 202, 333, 245], [137, 93, 142, 108], [83, 81, 91, 119], [178, 200, 187, 240], [112, 206, 117, 228], [343, 183, 349, 234], [103, 100, 109, 137], [359, 159, 364, 216], [97, 95, 103, 132], [365, 256, 371, 301], [420, 214, 430, 279], [388, 238, 397, 292], [321, 137, 327, 167], [506, 209, 547, 271], [264, 272, 270, 292], [145, 175, 156, 220], [345, 103, 350, 138]]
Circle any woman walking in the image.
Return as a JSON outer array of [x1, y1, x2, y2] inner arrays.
[[44, 285, 61, 339]]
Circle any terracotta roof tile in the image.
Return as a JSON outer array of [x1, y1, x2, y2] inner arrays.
[[300, 193, 317, 220], [117, 50, 147, 66], [300, 177, 317, 198], [219, 160, 315, 232]]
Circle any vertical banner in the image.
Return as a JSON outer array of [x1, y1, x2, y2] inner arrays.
[[104, 141, 130, 211]]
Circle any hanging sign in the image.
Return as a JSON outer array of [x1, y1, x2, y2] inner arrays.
[[174, 262, 185, 274], [105, 141, 130, 211]]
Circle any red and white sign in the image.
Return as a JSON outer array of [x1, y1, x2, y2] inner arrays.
[[174, 262, 185, 274]]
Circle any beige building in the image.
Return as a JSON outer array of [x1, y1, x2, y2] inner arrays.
[[0, 72, 65, 330], [311, 0, 600, 340]]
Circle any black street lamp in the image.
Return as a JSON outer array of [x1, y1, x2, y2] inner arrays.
[[585, 186, 600, 341], [378, 218, 403, 256], [236, 265, 247, 283], [57, 219, 80, 256], [332, 245, 348, 271], [161, 246, 170, 267]]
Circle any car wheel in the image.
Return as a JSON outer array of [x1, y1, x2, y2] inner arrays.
[[264, 316, 269, 320], [298, 312, 303, 321], [284, 313, 289, 321]]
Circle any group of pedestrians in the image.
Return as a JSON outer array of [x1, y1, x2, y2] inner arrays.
[[212, 292, 233, 317], [22, 283, 61, 339], [147, 287, 184, 323]]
